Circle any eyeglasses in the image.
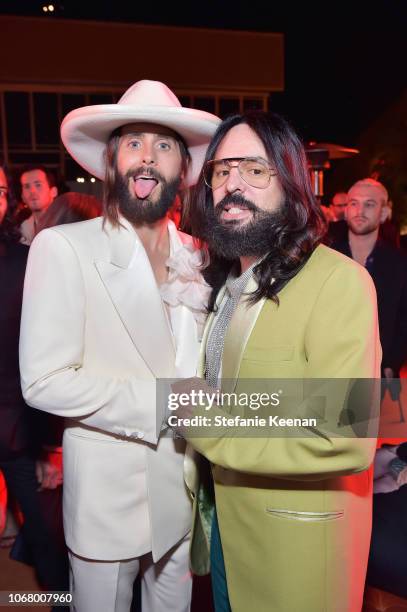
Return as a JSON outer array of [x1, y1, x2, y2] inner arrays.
[[203, 157, 277, 190]]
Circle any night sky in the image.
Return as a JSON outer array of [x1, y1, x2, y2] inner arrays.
[[2, 0, 406, 206], [2, 0, 405, 145]]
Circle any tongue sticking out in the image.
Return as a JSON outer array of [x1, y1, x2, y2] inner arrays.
[[134, 178, 157, 199]]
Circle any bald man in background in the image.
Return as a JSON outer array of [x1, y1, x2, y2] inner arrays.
[[332, 178, 407, 416]]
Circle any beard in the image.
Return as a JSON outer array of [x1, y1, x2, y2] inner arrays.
[[348, 217, 379, 236], [113, 167, 181, 225], [201, 193, 286, 260]]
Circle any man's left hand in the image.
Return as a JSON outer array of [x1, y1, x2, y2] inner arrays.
[[168, 377, 219, 437]]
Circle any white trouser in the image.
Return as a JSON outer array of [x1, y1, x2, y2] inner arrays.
[[68, 535, 192, 612]]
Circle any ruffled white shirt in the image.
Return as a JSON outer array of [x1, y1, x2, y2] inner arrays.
[[159, 242, 211, 340]]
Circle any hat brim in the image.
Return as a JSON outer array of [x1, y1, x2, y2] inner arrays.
[[61, 104, 220, 185]]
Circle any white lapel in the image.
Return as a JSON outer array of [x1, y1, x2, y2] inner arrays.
[[95, 218, 176, 378]]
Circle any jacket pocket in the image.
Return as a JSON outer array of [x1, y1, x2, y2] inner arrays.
[[65, 427, 131, 444], [266, 508, 344, 522], [243, 345, 294, 362]]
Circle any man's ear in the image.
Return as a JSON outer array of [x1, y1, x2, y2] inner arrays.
[[380, 204, 389, 224], [50, 186, 58, 199], [179, 160, 189, 189]]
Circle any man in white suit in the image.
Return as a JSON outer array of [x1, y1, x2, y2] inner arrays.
[[19, 80, 220, 612]]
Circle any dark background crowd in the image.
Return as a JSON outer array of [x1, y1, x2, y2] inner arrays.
[[0, 1, 406, 610]]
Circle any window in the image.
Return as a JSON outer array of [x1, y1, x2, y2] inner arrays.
[[62, 94, 87, 116], [178, 95, 191, 107], [1, 87, 270, 179], [5, 92, 31, 148], [89, 94, 115, 105], [243, 98, 264, 111], [219, 98, 239, 118], [34, 93, 59, 147], [9, 152, 59, 166], [194, 97, 216, 114]]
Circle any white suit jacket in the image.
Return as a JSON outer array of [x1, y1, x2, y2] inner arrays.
[[19, 216, 200, 561]]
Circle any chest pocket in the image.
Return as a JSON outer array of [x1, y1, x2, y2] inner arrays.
[[243, 345, 294, 363], [240, 345, 295, 378]]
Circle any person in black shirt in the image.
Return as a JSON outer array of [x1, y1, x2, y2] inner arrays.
[[331, 178, 407, 418]]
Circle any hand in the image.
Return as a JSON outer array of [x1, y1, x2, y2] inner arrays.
[[396, 466, 407, 488], [168, 377, 219, 437], [170, 377, 218, 419], [384, 367, 394, 379], [36, 448, 63, 490]]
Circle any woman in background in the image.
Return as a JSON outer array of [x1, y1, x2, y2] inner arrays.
[[35, 191, 101, 235], [0, 177, 100, 604]]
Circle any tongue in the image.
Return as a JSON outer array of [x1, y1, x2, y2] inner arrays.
[[134, 178, 157, 199]]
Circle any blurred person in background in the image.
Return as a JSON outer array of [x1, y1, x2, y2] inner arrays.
[[330, 191, 348, 221], [332, 178, 407, 418], [0, 167, 8, 226], [366, 441, 407, 598], [18, 165, 58, 245], [1, 171, 101, 600], [0, 163, 68, 595], [35, 191, 102, 236], [324, 192, 349, 243]]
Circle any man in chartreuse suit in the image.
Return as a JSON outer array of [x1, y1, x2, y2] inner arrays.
[[173, 111, 381, 612]]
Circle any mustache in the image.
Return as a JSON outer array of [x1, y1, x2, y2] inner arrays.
[[214, 194, 260, 215], [125, 166, 165, 183]]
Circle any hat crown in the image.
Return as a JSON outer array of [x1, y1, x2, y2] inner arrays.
[[118, 80, 182, 109]]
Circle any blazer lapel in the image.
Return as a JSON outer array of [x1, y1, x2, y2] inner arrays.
[[221, 277, 267, 392], [95, 218, 176, 378]]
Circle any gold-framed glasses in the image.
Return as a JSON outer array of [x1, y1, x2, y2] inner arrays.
[[203, 157, 277, 190]]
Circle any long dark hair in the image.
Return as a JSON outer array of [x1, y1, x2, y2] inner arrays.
[[189, 112, 327, 311], [35, 192, 102, 235], [103, 127, 191, 228], [0, 164, 20, 244]]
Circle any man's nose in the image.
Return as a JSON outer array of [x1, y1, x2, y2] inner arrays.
[[224, 166, 244, 193], [141, 142, 156, 165]]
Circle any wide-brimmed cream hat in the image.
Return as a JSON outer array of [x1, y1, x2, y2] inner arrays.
[[61, 80, 221, 185]]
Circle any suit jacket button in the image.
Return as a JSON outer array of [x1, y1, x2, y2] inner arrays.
[[132, 431, 144, 439]]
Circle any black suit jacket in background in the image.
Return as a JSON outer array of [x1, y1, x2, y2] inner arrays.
[[0, 240, 63, 461], [331, 237, 407, 375], [0, 240, 30, 460]]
